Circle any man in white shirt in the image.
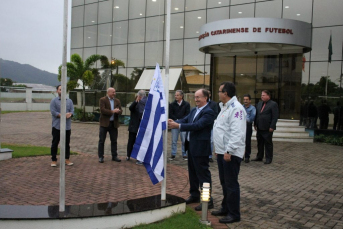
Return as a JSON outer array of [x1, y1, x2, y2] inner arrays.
[[212, 82, 246, 224]]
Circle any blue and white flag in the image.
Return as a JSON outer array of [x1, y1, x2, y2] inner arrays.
[[131, 63, 166, 185]]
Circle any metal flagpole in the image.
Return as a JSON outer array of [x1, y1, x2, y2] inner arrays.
[[59, 0, 69, 212], [162, 0, 171, 201]]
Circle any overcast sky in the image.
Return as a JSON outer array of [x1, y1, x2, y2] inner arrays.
[[0, 0, 71, 74]]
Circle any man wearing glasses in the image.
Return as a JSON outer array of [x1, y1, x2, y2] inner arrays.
[[168, 89, 215, 211]]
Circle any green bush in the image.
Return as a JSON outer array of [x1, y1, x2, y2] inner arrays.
[[72, 108, 95, 121], [314, 134, 343, 146]]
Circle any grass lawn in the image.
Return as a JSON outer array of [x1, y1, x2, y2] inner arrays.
[[1, 143, 78, 158], [133, 206, 212, 229]]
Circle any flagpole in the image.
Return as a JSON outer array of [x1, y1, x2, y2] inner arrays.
[[162, 0, 171, 201], [59, 0, 69, 212]]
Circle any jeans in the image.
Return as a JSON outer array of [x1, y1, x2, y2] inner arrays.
[[98, 122, 118, 159], [244, 123, 253, 159], [217, 154, 242, 219], [171, 128, 186, 156], [209, 129, 213, 159], [51, 127, 71, 161]]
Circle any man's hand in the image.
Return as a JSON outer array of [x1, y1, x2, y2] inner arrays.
[[168, 119, 179, 129], [66, 113, 72, 119], [269, 128, 274, 132], [112, 108, 121, 114], [224, 153, 231, 162]]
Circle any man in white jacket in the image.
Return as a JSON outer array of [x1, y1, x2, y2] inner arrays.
[[212, 82, 246, 224]]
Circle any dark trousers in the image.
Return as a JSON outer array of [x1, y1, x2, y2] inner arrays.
[[186, 141, 212, 200], [244, 123, 253, 159], [319, 117, 329, 129], [98, 122, 118, 158], [217, 154, 241, 219], [256, 129, 273, 161], [51, 127, 71, 161], [333, 117, 338, 130], [127, 132, 137, 158]]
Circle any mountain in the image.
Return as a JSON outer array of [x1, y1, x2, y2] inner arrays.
[[0, 58, 60, 86]]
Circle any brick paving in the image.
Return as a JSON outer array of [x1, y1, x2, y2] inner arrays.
[[1, 112, 343, 228]]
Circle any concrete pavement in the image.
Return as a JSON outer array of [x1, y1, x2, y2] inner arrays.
[[1, 112, 343, 228]]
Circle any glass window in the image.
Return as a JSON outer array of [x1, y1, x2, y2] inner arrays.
[[146, 16, 164, 42], [169, 40, 183, 66], [84, 25, 97, 47], [231, 0, 254, 5], [98, 23, 112, 46], [311, 26, 343, 61], [71, 27, 84, 48], [256, 0, 282, 19], [83, 47, 97, 61], [235, 56, 257, 103], [98, 0, 112, 24], [145, 41, 163, 67], [128, 43, 144, 67], [96, 46, 111, 67], [113, 21, 128, 45], [71, 6, 84, 27], [70, 49, 83, 59], [256, 55, 279, 102], [230, 3, 254, 19], [147, 0, 164, 17], [85, 0, 97, 3], [184, 38, 205, 65], [129, 0, 146, 19], [170, 0, 184, 13], [207, 7, 230, 23], [309, 61, 342, 98], [128, 19, 145, 43], [84, 3, 98, 26], [207, 0, 230, 8], [313, 0, 343, 27], [185, 10, 206, 38], [185, 0, 206, 11], [112, 44, 128, 66], [213, 56, 234, 102], [283, 0, 312, 23], [170, 13, 184, 40], [72, 0, 84, 7], [113, 0, 129, 21]]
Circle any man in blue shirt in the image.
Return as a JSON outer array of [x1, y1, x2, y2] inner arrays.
[[243, 94, 256, 163], [50, 85, 74, 167]]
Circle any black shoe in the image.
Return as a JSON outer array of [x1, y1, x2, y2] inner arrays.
[[244, 158, 250, 163], [264, 160, 272, 164], [211, 209, 228, 216], [185, 196, 200, 204], [99, 157, 104, 163], [126, 157, 130, 161], [251, 158, 262, 161], [112, 157, 121, 162], [219, 215, 240, 224], [209, 158, 214, 163], [168, 155, 175, 161], [195, 202, 214, 211]]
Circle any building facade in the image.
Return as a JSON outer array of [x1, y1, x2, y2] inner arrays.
[[71, 0, 343, 119]]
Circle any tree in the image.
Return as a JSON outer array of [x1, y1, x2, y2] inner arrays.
[[100, 56, 126, 88], [58, 53, 104, 120]]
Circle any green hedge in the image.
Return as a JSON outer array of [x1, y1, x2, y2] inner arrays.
[[314, 134, 343, 146]]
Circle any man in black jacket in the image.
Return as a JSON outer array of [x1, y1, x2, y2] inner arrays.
[[169, 90, 190, 160], [126, 90, 147, 163], [252, 90, 279, 164]]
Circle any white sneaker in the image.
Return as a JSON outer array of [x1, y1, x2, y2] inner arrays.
[[51, 161, 57, 167], [65, 159, 74, 166]]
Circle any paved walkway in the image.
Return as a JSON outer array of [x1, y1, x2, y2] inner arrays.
[[1, 112, 343, 228]]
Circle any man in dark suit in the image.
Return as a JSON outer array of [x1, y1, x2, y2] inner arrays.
[[168, 89, 215, 211], [126, 90, 147, 163], [98, 87, 122, 163], [253, 90, 279, 164], [207, 90, 219, 163]]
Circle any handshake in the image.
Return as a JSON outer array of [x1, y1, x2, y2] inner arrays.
[[168, 119, 179, 129]]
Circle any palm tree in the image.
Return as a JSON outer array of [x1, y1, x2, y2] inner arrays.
[[100, 56, 126, 88], [58, 53, 103, 120]]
